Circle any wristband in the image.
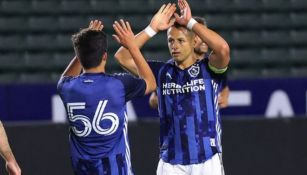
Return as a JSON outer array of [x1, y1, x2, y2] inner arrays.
[[187, 18, 197, 30], [144, 26, 157, 37]]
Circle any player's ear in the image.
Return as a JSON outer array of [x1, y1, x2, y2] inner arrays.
[[102, 52, 107, 61], [192, 35, 199, 48]]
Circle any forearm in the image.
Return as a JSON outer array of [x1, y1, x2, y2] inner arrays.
[[61, 56, 82, 78], [192, 23, 230, 68], [115, 3, 175, 74], [115, 30, 152, 76], [0, 122, 15, 162], [127, 45, 156, 94]]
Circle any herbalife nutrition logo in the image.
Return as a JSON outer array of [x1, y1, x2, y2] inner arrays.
[[162, 79, 205, 95]]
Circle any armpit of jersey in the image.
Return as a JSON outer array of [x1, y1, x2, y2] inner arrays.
[[208, 63, 228, 74]]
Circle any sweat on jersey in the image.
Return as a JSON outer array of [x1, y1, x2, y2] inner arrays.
[[57, 72, 146, 175], [148, 58, 226, 165]]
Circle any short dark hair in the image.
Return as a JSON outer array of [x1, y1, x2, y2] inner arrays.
[[72, 28, 107, 69], [193, 16, 207, 27], [173, 21, 186, 29], [172, 21, 195, 39]]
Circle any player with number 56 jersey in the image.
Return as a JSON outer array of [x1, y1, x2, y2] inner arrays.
[[57, 20, 156, 175]]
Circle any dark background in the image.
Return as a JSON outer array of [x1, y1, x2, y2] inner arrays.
[[1, 118, 307, 175]]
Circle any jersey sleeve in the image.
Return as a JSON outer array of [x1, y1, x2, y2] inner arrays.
[[114, 73, 147, 102], [204, 54, 228, 75], [57, 76, 73, 93], [147, 60, 165, 81], [204, 56, 228, 78], [220, 73, 228, 90]]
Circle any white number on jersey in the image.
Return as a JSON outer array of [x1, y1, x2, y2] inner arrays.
[[67, 100, 119, 137]]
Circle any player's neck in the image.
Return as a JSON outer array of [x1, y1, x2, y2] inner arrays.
[[195, 53, 205, 60], [84, 62, 105, 73], [175, 55, 197, 70]]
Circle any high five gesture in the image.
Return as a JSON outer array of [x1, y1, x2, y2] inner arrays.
[[174, 0, 192, 26]]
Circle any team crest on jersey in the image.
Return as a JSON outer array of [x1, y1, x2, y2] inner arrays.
[[188, 64, 200, 77]]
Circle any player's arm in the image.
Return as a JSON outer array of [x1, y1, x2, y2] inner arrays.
[[113, 19, 156, 94], [60, 20, 104, 78], [174, 0, 230, 70], [60, 56, 82, 78], [0, 121, 21, 175], [114, 3, 176, 76]]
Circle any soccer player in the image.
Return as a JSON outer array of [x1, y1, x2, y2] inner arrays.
[[148, 16, 230, 110], [57, 19, 156, 175], [114, 0, 230, 174], [0, 121, 21, 175]]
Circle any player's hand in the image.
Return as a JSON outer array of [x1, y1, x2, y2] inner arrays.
[[218, 87, 230, 108], [112, 19, 136, 49], [149, 92, 158, 109], [174, 0, 192, 26], [88, 20, 104, 31], [218, 95, 228, 108], [6, 160, 21, 175], [149, 3, 176, 32]]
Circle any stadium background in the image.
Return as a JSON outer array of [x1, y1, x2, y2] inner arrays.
[[0, 0, 307, 174]]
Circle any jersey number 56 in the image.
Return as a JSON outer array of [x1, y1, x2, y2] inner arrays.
[[67, 100, 119, 137]]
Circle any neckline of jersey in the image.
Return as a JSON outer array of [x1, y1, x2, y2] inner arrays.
[[81, 72, 105, 76], [171, 59, 202, 71]]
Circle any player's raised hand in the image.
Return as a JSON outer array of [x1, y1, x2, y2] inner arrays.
[[149, 3, 176, 32], [88, 20, 104, 31], [174, 0, 192, 26], [112, 19, 136, 49]]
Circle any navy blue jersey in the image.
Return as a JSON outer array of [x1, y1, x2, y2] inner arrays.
[[148, 57, 225, 165], [219, 74, 228, 92], [57, 72, 146, 175]]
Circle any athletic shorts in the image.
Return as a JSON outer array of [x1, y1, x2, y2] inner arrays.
[[71, 154, 133, 175], [156, 153, 224, 175]]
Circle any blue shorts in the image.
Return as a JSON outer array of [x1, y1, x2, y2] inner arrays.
[[71, 154, 133, 175]]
